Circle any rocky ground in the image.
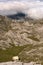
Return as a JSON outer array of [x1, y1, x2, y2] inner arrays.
[[0, 16, 43, 49], [0, 15, 43, 65], [0, 61, 41, 65]]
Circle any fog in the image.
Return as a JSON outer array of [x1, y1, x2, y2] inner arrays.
[[0, 0, 43, 19]]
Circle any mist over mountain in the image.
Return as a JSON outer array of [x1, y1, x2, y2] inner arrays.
[[0, 0, 43, 19]]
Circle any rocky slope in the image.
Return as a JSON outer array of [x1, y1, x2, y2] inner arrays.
[[0, 16, 43, 49], [19, 44, 43, 65], [0, 15, 43, 65]]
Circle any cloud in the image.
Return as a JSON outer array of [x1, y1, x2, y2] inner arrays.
[[0, 0, 43, 19]]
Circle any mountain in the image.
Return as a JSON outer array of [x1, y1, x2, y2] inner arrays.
[[7, 12, 26, 20], [0, 15, 43, 64], [0, 15, 43, 49]]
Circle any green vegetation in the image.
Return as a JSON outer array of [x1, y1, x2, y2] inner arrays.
[[0, 43, 43, 64], [0, 44, 31, 62]]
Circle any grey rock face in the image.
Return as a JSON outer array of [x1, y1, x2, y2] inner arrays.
[[0, 16, 43, 49]]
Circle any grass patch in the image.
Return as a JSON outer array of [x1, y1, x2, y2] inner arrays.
[[0, 44, 31, 62]]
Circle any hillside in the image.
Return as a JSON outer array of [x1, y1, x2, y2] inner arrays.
[[0, 15, 43, 65], [0, 16, 43, 49]]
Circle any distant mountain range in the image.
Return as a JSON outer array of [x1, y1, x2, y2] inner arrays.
[[7, 12, 34, 21], [7, 12, 26, 20]]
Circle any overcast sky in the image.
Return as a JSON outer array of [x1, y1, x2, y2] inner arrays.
[[0, 0, 43, 19]]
